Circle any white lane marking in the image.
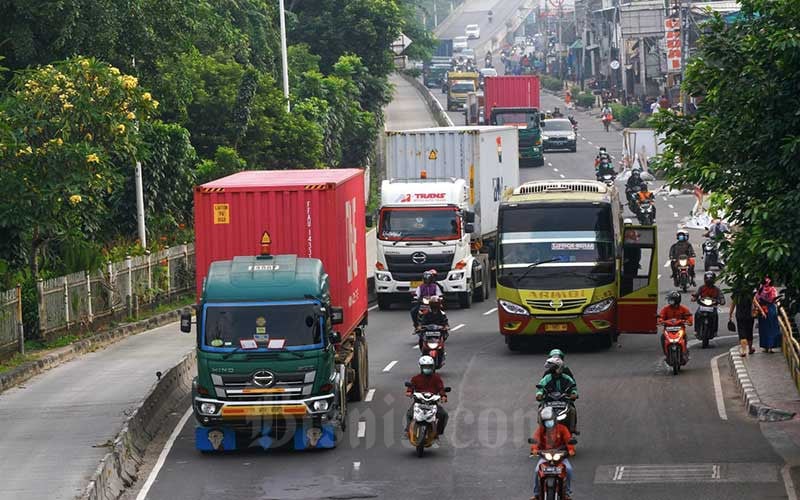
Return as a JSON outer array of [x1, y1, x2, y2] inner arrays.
[[451, 323, 465, 331], [548, 162, 553, 167], [588, 141, 593, 145], [135, 407, 193, 500], [662, 197, 668, 202], [365, 388, 376, 402], [382, 360, 398, 372], [783, 464, 798, 500], [673, 212, 680, 218], [559, 174, 566, 178], [483, 307, 498, 316], [412, 344, 418, 349], [368, 304, 379, 312], [664, 260, 672, 268], [354, 461, 361, 471], [357, 421, 366, 438], [553, 168, 559, 172], [668, 204, 675, 209], [611, 155, 616, 159], [596, 145, 600, 149], [581, 137, 587, 141], [658, 274, 662, 280], [710, 353, 728, 421]]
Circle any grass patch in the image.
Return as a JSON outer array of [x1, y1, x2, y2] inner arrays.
[[0, 353, 39, 373]]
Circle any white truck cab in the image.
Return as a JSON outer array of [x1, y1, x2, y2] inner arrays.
[[374, 177, 488, 309]]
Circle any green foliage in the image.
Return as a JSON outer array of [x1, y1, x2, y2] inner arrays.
[[610, 103, 640, 127], [540, 76, 564, 92], [575, 92, 595, 108], [196, 146, 247, 185], [652, 0, 800, 302], [628, 117, 653, 129]]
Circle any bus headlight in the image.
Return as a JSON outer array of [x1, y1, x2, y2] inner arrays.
[[499, 299, 530, 316], [583, 298, 615, 315]]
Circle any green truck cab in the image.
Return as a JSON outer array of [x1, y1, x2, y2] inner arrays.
[[490, 107, 544, 167], [182, 252, 352, 451]]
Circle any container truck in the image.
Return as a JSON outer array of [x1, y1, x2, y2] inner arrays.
[[184, 169, 369, 451], [484, 76, 544, 167], [376, 126, 520, 309]]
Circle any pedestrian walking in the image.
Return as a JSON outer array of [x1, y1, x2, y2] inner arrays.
[[729, 284, 756, 357], [755, 276, 781, 353]]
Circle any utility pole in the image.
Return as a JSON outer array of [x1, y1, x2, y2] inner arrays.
[[278, 0, 290, 112], [678, 0, 687, 114], [131, 55, 146, 249], [557, 1, 563, 79], [433, 0, 438, 26]]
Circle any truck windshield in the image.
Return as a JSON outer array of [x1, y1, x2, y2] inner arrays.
[[451, 81, 475, 93], [497, 204, 616, 289], [203, 302, 323, 350], [379, 208, 460, 241], [493, 112, 537, 127]]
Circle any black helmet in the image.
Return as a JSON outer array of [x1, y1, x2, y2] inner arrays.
[[422, 269, 437, 284], [599, 146, 607, 152], [638, 182, 648, 192], [667, 291, 682, 306], [704, 271, 716, 286]]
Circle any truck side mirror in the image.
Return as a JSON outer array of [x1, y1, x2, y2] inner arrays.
[[465, 211, 476, 223], [329, 331, 342, 344], [464, 223, 475, 234], [330, 306, 344, 325], [180, 312, 192, 333]]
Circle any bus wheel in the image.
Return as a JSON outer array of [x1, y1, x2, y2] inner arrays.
[[506, 336, 521, 352], [596, 332, 613, 349]]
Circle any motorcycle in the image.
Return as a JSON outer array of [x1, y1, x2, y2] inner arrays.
[[673, 255, 693, 292], [660, 318, 689, 375], [636, 197, 655, 224], [405, 382, 451, 457], [416, 323, 448, 368], [528, 438, 577, 500], [702, 239, 724, 271], [596, 168, 616, 187], [694, 296, 719, 348], [536, 383, 578, 436]]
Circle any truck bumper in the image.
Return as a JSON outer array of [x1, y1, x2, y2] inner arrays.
[[195, 421, 337, 451], [374, 272, 470, 297]]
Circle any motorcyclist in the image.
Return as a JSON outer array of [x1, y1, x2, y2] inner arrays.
[[545, 349, 574, 380], [691, 271, 726, 339], [634, 182, 656, 217], [657, 290, 693, 357], [594, 147, 612, 167], [415, 295, 449, 348], [530, 406, 575, 500], [536, 357, 578, 433], [405, 355, 449, 439], [704, 218, 730, 239], [669, 229, 696, 285], [567, 115, 578, 130], [601, 104, 613, 131], [411, 269, 443, 327], [488, 9, 493, 22], [552, 106, 564, 118]]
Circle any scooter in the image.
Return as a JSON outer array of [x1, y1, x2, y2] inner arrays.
[[673, 255, 693, 292], [596, 169, 616, 187], [536, 383, 578, 436], [636, 197, 656, 224], [702, 239, 724, 271], [694, 296, 719, 348], [405, 382, 451, 457], [528, 439, 577, 500], [660, 318, 689, 375], [416, 323, 448, 368]]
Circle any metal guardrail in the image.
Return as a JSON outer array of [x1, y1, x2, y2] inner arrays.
[[778, 305, 800, 394]]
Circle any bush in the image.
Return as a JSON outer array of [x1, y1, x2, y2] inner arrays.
[[576, 92, 595, 108], [610, 103, 641, 127], [541, 76, 564, 92], [628, 117, 654, 128], [403, 68, 422, 78]]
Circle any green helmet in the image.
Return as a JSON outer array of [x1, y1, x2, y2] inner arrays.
[[548, 349, 565, 360]]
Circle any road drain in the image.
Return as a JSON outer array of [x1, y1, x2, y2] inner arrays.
[[594, 463, 780, 484]]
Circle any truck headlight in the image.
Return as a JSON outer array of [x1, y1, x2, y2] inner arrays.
[[376, 271, 392, 282], [313, 400, 329, 412], [199, 402, 217, 414], [567, 134, 576, 140], [583, 298, 615, 315], [541, 135, 549, 141], [449, 271, 465, 281], [499, 299, 530, 316]]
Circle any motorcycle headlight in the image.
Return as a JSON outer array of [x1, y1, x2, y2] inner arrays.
[[583, 298, 615, 315], [679, 259, 688, 266], [552, 453, 563, 461], [499, 299, 530, 316], [376, 271, 392, 282], [427, 342, 439, 349], [544, 452, 553, 461]]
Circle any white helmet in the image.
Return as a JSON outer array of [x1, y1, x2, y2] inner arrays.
[[419, 355, 435, 374], [544, 356, 564, 374], [540, 406, 555, 421]]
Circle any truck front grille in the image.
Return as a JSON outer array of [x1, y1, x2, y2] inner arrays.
[[385, 253, 453, 280], [212, 371, 316, 401]]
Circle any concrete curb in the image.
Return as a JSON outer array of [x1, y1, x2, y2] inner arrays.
[[82, 351, 196, 500], [397, 72, 454, 127], [0, 306, 193, 395], [728, 346, 796, 422]]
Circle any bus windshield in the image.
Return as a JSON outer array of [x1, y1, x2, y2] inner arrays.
[[497, 203, 616, 289]]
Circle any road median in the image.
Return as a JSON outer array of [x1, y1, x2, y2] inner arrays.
[[398, 72, 454, 127]]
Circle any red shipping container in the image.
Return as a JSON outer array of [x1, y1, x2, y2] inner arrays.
[[194, 169, 367, 336], [484, 75, 541, 123]]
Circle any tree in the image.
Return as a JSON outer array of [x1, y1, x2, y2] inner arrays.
[[652, 0, 800, 304], [0, 58, 158, 276]]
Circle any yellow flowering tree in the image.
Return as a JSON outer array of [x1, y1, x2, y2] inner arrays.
[[0, 57, 159, 275]]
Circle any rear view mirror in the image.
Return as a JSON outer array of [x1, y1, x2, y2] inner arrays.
[[464, 223, 475, 234], [445, 387, 452, 393], [404, 381, 413, 388], [180, 312, 192, 333], [330, 307, 344, 325], [528, 438, 537, 444], [535, 384, 543, 389], [465, 211, 476, 223], [568, 438, 578, 445]]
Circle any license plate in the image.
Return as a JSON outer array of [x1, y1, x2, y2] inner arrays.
[[543, 466, 562, 474], [221, 405, 306, 418], [410, 280, 422, 288], [545, 323, 568, 332]]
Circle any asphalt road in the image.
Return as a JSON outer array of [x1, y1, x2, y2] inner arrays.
[[132, 79, 790, 500]]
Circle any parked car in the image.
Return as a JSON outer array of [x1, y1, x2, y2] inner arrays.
[[541, 118, 577, 152], [465, 24, 481, 39], [453, 36, 469, 51]]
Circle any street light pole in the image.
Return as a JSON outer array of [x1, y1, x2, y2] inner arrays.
[[278, 0, 290, 112]]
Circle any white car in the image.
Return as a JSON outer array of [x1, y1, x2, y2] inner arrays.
[[453, 36, 469, 51], [465, 24, 481, 39]]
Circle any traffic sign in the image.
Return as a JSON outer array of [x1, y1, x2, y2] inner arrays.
[[391, 33, 413, 55]]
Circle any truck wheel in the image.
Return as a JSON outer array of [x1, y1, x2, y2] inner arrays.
[[459, 287, 473, 309], [377, 295, 391, 310], [348, 335, 368, 402], [473, 267, 486, 302]]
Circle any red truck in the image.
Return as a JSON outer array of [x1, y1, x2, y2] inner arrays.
[[483, 76, 543, 167]]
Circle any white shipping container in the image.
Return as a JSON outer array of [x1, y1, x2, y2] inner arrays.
[[385, 126, 519, 239]]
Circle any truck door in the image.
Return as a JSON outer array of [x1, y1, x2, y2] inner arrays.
[[617, 225, 658, 334]]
